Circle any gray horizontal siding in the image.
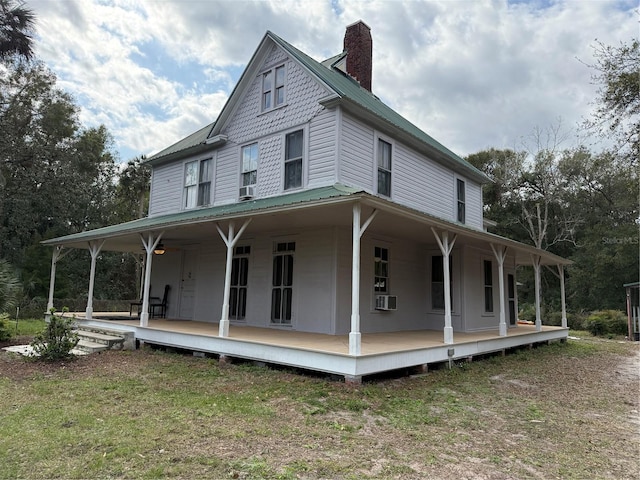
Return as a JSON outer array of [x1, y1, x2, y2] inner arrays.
[[339, 115, 374, 190]]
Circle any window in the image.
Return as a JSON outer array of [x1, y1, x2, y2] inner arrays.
[[262, 65, 286, 111], [230, 246, 250, 320], [284, 130, 303, 190], [374, 246, 389, 294], [483, 260, 494, 313], [377, 139, 392, 197], [184, 158, 212, 209], [431, 255, 453, 310], [241, 143, 258, 187], [271, 242, 295, 324], [456, 178, 466, 223]]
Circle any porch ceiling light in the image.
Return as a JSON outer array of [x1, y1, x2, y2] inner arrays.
[[153, 243, 166, 255]]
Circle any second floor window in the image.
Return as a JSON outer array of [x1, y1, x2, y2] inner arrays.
[[184, 158, 212, 209], [377, 139, 392, 197], [241, 143, 258, 187], [285, 130, 303, 190], [262, 65, 286, 111], [457, 178, 466, 223]]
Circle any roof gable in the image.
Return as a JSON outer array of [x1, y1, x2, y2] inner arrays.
[[146, 29, 488, 183]]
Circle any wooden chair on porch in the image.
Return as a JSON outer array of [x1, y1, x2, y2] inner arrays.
[[150, 285, 170, 318], [129, 285, 159, 316]]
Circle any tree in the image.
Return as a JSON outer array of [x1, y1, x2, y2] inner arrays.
[[0, 0, 35, 62], [584, 39, 640, 164]]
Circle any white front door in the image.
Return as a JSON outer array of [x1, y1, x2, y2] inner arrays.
[[179, 249, 198, 319]]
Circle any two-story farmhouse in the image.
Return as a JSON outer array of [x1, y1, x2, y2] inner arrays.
[[43, 22, 570, 382]]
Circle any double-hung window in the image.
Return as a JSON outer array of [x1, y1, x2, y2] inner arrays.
[[184, 158, 212, 209], [377, 139, 392, 197], [230, 246, 250, 321], [284, 130, 303, 190], [262, 65, 285, 111], [241, 143, 258, 188], [374, 246, 389, 294], [271, 242, 295, 324], [456, 178, 466, 223], [431, 255, 453, 310], [483, 260, 494, 313]]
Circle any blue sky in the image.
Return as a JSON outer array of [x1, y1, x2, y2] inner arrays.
[[29, 0, 637, 163]]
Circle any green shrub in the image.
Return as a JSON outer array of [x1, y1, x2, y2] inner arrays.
[[546, 311, 587, 330], [30, 309, 79, 361], [0, 313, 12, 341], [584, 310, 628, 337]]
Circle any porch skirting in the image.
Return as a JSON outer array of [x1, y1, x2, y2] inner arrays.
[[76, 315, 568, 380]]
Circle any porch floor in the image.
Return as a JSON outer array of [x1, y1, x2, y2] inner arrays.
[[84, 312, 565, 357]]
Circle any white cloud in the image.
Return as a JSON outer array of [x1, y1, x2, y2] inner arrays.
[[28, 0, 637, 162]]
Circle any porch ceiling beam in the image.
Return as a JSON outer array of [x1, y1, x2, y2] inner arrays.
[[432, 228, 457, 345], [85, 240, 105, 320], [139, 232, 164, 327], [490, 244, 508, 337], [350, 204, 378, 356], [217, 219, 252, 337]]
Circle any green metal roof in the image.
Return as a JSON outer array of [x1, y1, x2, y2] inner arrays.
[[145, 30, 488, 182], [42, 184, 362, 246], [146, 122, 214, 164], [267, 31, 489, 183]]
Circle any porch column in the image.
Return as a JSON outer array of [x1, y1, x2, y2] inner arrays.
[[432, 228, 457, 344], [491, 244, 508, 337], [46, 245, 70, 316], [531, 254, 542, 331], [216, 219, 252, 337], [350, 203, 378, 355], [85, 240, 105, 320], [140, 232, 163, 327], [558, 264, 567, 328]]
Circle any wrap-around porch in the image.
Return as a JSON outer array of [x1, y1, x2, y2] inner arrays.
[[77, 314, 568, 382]]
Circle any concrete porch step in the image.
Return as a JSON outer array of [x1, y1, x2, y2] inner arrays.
[[72, 325, 134, 355]]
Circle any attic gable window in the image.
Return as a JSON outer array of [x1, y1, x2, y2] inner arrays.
[[184, 158, 212, 209], [262, 65, 286, 111]]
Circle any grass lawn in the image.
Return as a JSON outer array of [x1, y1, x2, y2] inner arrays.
[[0, 330, 638, 479]]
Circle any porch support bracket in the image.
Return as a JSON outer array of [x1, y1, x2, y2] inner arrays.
[[85, 240, 105, 320], [531, 254, 542, 331], [140, 232, 164, 327], [432, 228, 457, 345], [350, 204, 378, 356], [490, 244, 508, 337], [46, 245, 70, 319], [217, 218, 252, 338]]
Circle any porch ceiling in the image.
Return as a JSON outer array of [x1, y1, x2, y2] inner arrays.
[[42, 185, 570, 267]]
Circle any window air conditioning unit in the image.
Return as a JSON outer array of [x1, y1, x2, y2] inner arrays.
[[239, 185, 255, 200], [375, 295, 397, 311]]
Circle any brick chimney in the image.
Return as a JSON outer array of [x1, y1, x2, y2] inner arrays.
[[343, 20, 372, 91]]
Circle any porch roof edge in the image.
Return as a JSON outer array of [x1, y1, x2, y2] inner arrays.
[[40, 184, 363, 247]]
